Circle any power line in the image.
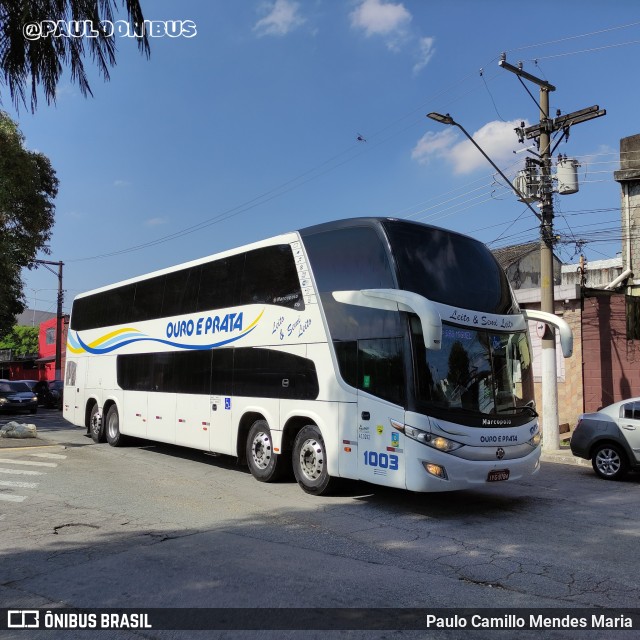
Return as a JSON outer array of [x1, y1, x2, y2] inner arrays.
[[56, 27, 632, 266], [528, 39, 640, 61], [507, 20, 640, 52]]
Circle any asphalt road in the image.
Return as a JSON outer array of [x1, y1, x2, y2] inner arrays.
[[1, 410, 639, 640]]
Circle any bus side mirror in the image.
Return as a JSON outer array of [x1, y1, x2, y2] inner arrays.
[[332, 289, 442, 350], [522, 309, 573, 358]]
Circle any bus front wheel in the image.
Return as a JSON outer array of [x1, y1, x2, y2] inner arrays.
[[246, 419, 286, 482], [105, 405, 126, 447], [293, 425, 335, 496]]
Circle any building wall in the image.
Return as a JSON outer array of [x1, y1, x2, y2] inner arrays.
[[557, 300, 584, 428], [37, 316, 68, 381], [528, 299, 584, 433], [582, 293, 640, 412], [615, 133, 640, 294], [561, 258, 622, 289], [624, 181, 640, 292], [505, 251, 562, 290]]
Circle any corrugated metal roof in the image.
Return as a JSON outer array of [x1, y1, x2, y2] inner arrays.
[[15, 309, 57, 327], [561, 257, 622, 272], [491, 242, 540, 270]]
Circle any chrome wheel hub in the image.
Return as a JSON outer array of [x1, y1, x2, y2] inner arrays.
[[91, 410, 102, 434], [299, 439, 323, 482], [251, 432, 272, 470]]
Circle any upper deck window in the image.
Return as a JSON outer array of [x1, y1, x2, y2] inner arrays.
[[382, 220, 513, 314], [70, 244, 302, 331]]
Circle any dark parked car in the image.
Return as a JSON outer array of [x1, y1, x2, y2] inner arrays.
[[49, 380, 64, 410], [570, 398, 640, 480], [0, 381, 39, 414], [21, 380, 39, 394], [33, 380, 64, 409]]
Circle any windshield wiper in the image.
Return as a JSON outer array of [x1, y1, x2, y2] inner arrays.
[[495, 405, 538, 417]]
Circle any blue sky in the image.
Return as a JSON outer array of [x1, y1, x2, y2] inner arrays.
[[7, 0, 640, 314]]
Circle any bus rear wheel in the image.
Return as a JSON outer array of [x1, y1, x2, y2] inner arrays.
[[293, 425, 335, 495], [246, 419, 286, 482], [105, 405, 126, 447]]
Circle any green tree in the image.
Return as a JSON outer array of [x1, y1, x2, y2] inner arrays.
[[0, 0, 149, 111], [0, 111, 58, 338], [0, 325, 39, 357]]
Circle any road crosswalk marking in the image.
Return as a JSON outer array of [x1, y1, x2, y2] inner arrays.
[[0, 449, 66, 506], [29, 452, 67, 460], [0, 494, 27, 503], [0, 458, 57, 468], [0, 467, 44, 476], [0, 480, 39, 489]]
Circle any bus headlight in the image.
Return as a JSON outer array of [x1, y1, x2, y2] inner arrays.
[[422, 462, 448, 479], [404, 425, 463, 452], [527, 433, 542, 447]]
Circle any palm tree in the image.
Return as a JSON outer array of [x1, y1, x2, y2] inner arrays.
[[0, 0, 150, 112]]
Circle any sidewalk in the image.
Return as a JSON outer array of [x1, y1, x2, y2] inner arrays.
[[1, 409, 94, 452]]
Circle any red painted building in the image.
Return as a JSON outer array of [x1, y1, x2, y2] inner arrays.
[[0, 315, 68, 381], [35, 316, 68, 381]]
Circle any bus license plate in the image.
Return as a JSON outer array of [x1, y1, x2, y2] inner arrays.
[[487, 469, 510, 482]]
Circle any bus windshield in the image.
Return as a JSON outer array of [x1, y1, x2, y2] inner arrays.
[[412, 320, 535, 423]]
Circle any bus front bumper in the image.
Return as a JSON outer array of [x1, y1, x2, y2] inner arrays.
[[405, 441, 541, 492]]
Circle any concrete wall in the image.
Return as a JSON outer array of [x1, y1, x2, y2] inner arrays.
[[505, 251, 562, 290], [615, 133, 640, 294]]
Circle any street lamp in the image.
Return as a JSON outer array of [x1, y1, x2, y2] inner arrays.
[[426, 111, 563, 451], [426, 112, 455, 126], [426, 112, 541, 221]]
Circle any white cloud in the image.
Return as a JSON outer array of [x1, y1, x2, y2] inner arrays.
[[113, 179, 131, 188], [145, 217, 169, 227], [254, 0, 305, 37], [412, 119, 528, 175], [350, 1, 434, 69], [55, 84, 77, 98], [411, 129, 457, 162], [350, 0, 411, 50], [413, 36, 435, 74]]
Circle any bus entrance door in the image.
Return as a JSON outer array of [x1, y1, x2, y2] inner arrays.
[[357, 395, 405, 489]]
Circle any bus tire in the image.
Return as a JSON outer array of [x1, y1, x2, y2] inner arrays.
[[89, 404, 105, 443], [246, 419, 285, 482], [105, 405, 126, 447], [293, 425, 335, 495]]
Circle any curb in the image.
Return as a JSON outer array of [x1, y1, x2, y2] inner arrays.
[[540, 450, 592, 467], [0, 438, 59, 450]]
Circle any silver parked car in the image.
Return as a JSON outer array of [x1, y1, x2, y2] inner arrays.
[[570, 398, 640, 480]]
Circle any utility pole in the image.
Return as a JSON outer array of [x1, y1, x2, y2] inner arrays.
[[33, 259, 65, 380], [499, 55, 605, 450]]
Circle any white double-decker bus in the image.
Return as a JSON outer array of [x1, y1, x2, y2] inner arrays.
[[64, 217, 572, 495]]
